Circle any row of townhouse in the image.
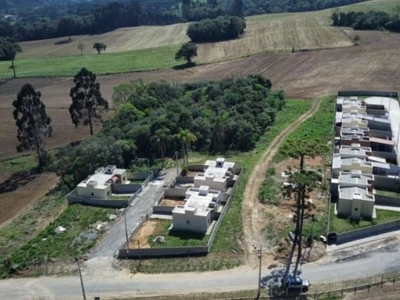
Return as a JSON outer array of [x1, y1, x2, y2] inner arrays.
[[330, 94, 400, 220]]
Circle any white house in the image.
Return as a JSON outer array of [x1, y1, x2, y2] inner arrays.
[[76, 165, 128, 199], [193, 158, 235, 192], [172, 186, 221, 233], [337, 186, 375, 219]]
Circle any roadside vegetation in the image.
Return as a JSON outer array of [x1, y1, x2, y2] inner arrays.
[[0, 202, 115, 278]]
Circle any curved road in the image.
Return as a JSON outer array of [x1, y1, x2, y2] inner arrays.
[[1, 235, 400, 299]]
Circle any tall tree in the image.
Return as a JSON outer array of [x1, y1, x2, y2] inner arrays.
[[69, 68, 109, 135], [0, 37, 22, 78], [175, 129, 197, 167], [12, 84, 52, 168]]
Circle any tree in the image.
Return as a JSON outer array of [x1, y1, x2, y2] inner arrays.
[[12, 83, 52, 168], [175, 129, 197, 167], [93, 42, 107, 54], [0, 37, 22, 78], [77, 43, 85, 55], [353, 34, 360, 46], [175, 42, 197, 64], [69, 68, 109, 135]]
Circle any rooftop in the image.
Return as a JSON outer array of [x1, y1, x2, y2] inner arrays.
[[338, 171, 374, 186], [173, 186, 220, 217], [339, 186, 374, 202], [77, 165, 126, 189]]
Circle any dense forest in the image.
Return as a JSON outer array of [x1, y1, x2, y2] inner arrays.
[[331, 10, 400, 33], [0, 0, 367, 42], [52, 75, 285, 189]]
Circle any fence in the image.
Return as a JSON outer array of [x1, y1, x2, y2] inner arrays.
[[334, 219, 400, 244], [337, 90, 399, 99], [117, 167, 243, 259]]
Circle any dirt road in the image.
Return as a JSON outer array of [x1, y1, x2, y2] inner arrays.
[[241, 98, 322, 265]]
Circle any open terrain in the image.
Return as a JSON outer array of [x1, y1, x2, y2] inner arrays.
[[0, 173, 59, 227], [0, 29, 399, 159]]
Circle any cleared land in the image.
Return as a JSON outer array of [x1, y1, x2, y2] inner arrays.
[[0, 173, 59, 226]]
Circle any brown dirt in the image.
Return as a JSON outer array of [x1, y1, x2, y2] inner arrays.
[[241, 98, 322, 266], [344, 282, 400, 299], [0, 172, 60, 227], [0, 31, 399, 159], [160, 199, 185, 207], [129, 219, 158, 249]]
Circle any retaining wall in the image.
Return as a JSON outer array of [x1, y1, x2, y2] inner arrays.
[[375, 176, 400, 191], [112, 184, 141, 194], [67, 192, 131, 208], [335, 219, 400, 244], [153, 206, 175, 215], [165, 188, 187, 198], [118, 246, 208, 259]]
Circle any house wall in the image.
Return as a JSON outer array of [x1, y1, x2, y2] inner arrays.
[[194, 177, 227, 191], [76, 184, 110, 199], [172, 210, 210, 233], [337, 198, 351, 217], [340, 162, 372, 174]]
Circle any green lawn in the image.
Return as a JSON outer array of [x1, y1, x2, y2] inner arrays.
[[0, 155, 38, 173], [148, 220, 209, 247], [0, 44, 180, 78], [330, 206, 400, 233]]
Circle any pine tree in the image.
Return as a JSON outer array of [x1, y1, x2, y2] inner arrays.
[[69, 67, 109, 135], [12, 84, 52, 168]]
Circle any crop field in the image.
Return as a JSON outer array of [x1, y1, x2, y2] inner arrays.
[[197, 16, 352, 64]]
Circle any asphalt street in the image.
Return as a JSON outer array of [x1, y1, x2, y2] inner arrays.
[[1, 234, 400, 299]]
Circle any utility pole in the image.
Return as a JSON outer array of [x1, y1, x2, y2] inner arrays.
[[175, 151, 179, 177], [254, 245, 262, 299], [124, 208, 129, 250], [75, 257, 86, 300]]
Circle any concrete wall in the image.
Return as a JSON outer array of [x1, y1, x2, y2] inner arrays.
[[77, 184, 110, 199], [188, 165, 207, 172], [153, 206, 174, 215], [369, 129, 392, 139], [130, 172, 152, 181], [164, 188, 186, 198], [337, 91, 398, 98], [335, 219, 400, 245], [112, 184, 141, 194], [175, 177, 194, 184], [67, 188, 139, 208], [374, 176, 400, 191], [370, 151, 397, 163], [118, 246, 209, 259], [374, 194, 400, 207]]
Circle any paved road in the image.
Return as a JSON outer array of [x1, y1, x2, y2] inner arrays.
[[90, 168, 177, 258], [1, 235, 400, 299]]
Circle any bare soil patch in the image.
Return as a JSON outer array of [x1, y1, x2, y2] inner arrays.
[[160, 199, 185, 207], [0, 172, 59, 226], [129, 219, 158, 249]]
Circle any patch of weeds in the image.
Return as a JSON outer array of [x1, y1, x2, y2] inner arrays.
[[259, 178, 281, 205]]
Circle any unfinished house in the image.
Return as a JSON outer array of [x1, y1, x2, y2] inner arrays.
[[172, 186, 221, 233], [194, 158, 236, 192], [331, 93, 400, 220]]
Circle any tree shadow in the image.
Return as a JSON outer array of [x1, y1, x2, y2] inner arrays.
[[54, 38, 72, 45], [173, 62, 196, 70], [0, 171, 37, 194]]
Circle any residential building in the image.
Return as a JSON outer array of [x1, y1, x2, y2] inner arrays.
[[172, 186, 221, 233], [337, 186, 375, 219], [76, 165, 128, 199], [193, 157, 235, 192]]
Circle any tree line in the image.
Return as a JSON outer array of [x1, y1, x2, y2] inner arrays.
[[331, 9, 400, 33], [12, 71, 285, 190], [187, 15, 246, 43], [0, 0, 368, 42]]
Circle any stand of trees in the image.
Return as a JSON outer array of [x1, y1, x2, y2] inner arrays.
[[331, 10, 400, 33], [53, 75, 285, 189], [0, 0, 369, 42], [187, 16, 246, 43]]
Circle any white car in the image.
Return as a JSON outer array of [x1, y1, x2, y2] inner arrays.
[[284, 276, 310, 291]]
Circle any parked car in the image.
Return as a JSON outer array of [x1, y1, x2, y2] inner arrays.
[[283, 276, 310, 291]]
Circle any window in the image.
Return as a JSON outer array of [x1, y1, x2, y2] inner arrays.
[[107, 191, 110, 196], [354, 208, 358, 211], [91, 192, 94, 196], [186, 220, 190, 224]]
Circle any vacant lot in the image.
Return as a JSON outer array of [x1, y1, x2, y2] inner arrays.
[[0, 172, 59, 226]]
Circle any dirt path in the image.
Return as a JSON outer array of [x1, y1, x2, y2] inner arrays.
[[241, 98, 322, 266]]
